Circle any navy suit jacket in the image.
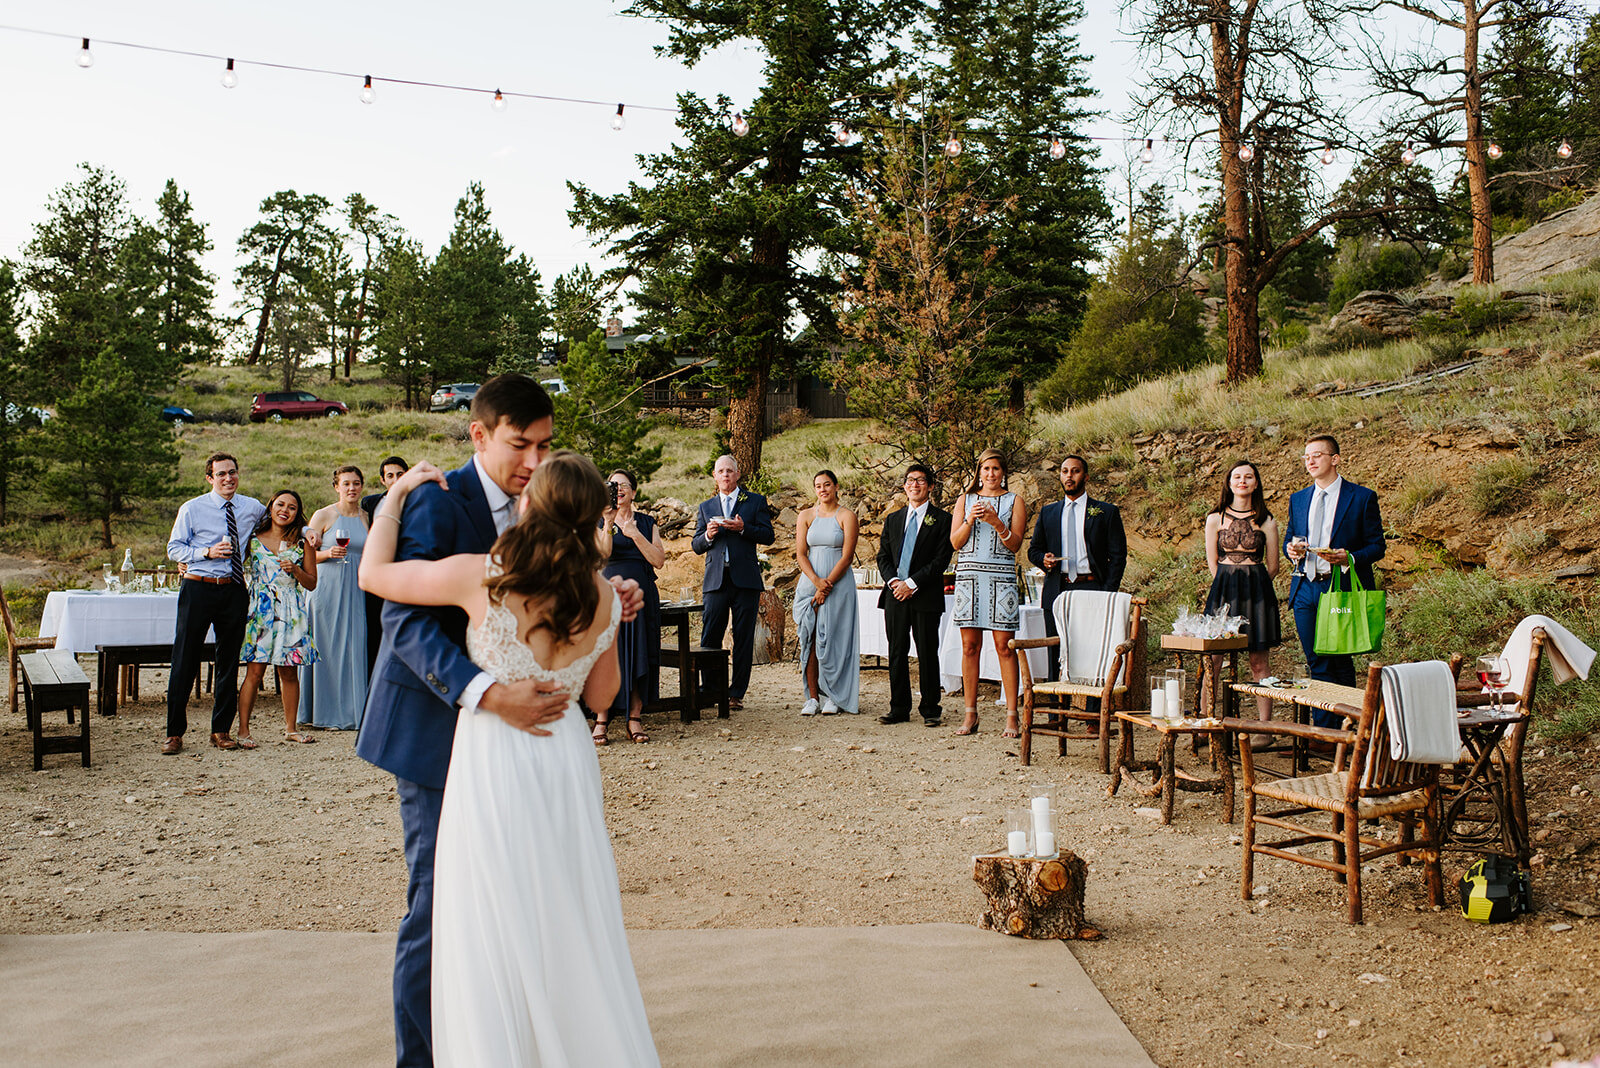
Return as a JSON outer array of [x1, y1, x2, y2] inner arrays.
[[1027, 496, 1128, 608], [1283, 478, 1385, 604], [691, 489, 774, 590], [356, 460, 498, 789], [875, 505, 953, 614]]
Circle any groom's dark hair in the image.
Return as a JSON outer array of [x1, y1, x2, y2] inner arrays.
[[471, 374, 554, 431]]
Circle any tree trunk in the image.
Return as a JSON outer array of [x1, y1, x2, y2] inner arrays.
[[246, 246, 290, 366], [1463, 0, 1494, 284], [1213, 9, 1263, 383], [99, 513, 112, 550], [346, 274, 370, 378], [726, 373, 766, 483], [972, 852, 1099, 940]]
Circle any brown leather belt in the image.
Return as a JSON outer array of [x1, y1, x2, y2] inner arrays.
[[1063, 575, 1099, 584], [185, 574, 234, 585]]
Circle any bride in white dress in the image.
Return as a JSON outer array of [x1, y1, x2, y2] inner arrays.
[[360, 451, 660, 1067]]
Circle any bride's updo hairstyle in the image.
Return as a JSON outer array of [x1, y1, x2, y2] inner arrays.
[[486, 450, 607, 647]]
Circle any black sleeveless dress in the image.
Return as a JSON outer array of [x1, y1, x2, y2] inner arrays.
[[1205, 510, 1282, 652], [602, 513, 661, 715]]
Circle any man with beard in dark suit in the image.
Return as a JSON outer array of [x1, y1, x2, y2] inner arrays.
[[875, 463, 954, 727], [1028, 454, 1128, 686]]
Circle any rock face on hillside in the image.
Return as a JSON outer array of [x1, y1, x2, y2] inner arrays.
[[1329, 288, 1568, 338], [1492, 191, 1600, 286]]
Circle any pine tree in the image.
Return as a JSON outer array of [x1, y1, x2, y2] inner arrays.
[[235, 190, 334, 365], [0, 262, 40, 523], [125, 180, 219, 371], [551, 331, 664, 484]]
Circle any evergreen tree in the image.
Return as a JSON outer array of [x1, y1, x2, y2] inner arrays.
[[550, 264, 608, 345], [570, 0, 918, 479], [551, 331, 663, 484], [1484, 5, 1584, 218], [0, 263, 40, 524], [125, 180, 219, 371], [427, 183, 549, 385], [235, 190, 334, 365], [370, 238, 434, 409], [342, 194, 400, 377]]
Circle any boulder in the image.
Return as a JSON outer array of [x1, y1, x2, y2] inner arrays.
[[1490, 193, 1600, 287], [1327, 291, 1452, 337]]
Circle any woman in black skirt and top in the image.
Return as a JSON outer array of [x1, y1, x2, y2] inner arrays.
[[1204, 461, 1281, 725], [596, 469, 665, 744]]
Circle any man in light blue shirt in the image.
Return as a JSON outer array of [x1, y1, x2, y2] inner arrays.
[[162, 452, 266, 754]]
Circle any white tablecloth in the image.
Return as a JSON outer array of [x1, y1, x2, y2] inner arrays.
[[38, 590, 211, 654], [855, 588, 1048, 695]]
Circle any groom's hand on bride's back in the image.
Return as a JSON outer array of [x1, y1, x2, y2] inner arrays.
[[609, 577, 644, 622], [478, 679, 569, 736]]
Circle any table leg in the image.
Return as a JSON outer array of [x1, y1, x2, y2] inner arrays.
[[96, 652, 115, 717], [1160, 734, 1176, 824], [676, 619, 698, 724], [1218, 736, 1235, 824], [1109, 719, 1134, 797]]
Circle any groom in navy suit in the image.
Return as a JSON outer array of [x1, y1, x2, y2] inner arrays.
[[1027, 455, 1128, 682], [356, 375, 640, 1067], [1283, 433, 1386, 727], [692, 454, 774, 710]]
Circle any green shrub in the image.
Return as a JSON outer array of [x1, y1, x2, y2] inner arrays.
[[1328, 240, 1426, 313], [371, 422, 425, 443], [1392, 472, 1451, 523], [1536, 187, 1588, 220], [1273, 321, 1310, 349], [1467, 455, 1538, 516], [1454, 291, 1518, 333]]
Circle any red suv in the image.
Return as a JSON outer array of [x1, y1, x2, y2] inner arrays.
[[249, 391, 349, 422]]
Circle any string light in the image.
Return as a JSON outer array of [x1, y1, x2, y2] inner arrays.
[[360, 74, 375, 105], [1138, 138, 1154, 163], [1321, 143, 1335, 165], [221, 57, 237, 89], [491, 88, 506, 111], [610, 103, 625, 131], [731, 111, 749, 137], [1557, 139, 1573, 159], [1049, 136, 1066, 161], [943, 133, 962, 157], [1400, 142, 1415, 165], [1486, 141, 1501, 160], [1237, 143, 1255, 162], [75, 37, 93, 68]]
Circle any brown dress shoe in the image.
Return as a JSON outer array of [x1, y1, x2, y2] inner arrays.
[[161, 736, 183, 755], [209, 732, 240, 751]]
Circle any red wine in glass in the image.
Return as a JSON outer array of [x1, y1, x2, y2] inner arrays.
[[335, 528, 350, 561]]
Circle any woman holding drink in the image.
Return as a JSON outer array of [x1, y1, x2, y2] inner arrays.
[[301, 465, 370, 730], [237, 490, 319, 746], [950, 449, 1028, 738]]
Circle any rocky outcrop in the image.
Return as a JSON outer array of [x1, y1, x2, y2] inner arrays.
[[1328, 291, 1452, 336], [1491, 192, 1600, 287]]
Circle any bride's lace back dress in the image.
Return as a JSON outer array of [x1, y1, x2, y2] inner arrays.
[[432, 561, 659, 1067]]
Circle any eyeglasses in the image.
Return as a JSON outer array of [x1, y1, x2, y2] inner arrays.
[[904, 476, 928, 484], [1302, 451, 1331, 461]]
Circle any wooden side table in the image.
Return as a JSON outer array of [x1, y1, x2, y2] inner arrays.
[[1110, 711, 1235, 824], [1158, 633, 1248, 720]]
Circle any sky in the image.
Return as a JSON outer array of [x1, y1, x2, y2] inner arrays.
[[0, 1, 1143, 320]]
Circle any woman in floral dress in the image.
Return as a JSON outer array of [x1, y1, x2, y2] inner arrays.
[[237, 489, 319, 746]]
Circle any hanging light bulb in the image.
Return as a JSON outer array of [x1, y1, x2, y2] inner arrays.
[[1400, 142, 1415, 165], [943, 133, 963, 157], [610, 104, 626, 131], [1049, 136, 1066, 161], [360, 75, 376, 105], [221, 58, 238, 89], [76, 37, 94, 68], [1321, 143, 1335, 165], [833, 122, 852, 146], [1557, 139, 1573, 158], [731, 111, 750, 137], [1237, 143, 1255, 162], [1486, 141, 1502, 160], [1138, 138, 1154, 164], [491, 89, 507, 111]]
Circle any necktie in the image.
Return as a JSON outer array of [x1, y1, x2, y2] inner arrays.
[[1064, 500, 1079, 581], [224, 500, 245, 584], [721, 494, 733, 564], [495, 500, 514, 536], [1308, 489, 1327, 579], [897, 509, 919, 578]]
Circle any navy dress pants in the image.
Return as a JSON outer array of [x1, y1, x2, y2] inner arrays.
[[1290, 576, 1358, 727], [394, 777, 445, 1067]]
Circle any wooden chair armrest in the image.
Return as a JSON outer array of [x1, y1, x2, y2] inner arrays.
[[1008, 637, 1059, 651], [1220, 718, 1354, 744], [1452, 691, 1494, 707]]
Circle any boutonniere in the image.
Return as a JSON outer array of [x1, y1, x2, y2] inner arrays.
[[922, 514, 937, 527], [611, 525, 622, 537], [1087, 505, 1104, 518], [736, 491, 749, 505]]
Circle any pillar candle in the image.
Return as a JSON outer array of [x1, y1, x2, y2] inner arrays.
[[1030, 795, 1053, 840], [1165, 678, 1182, 721], [1150, 689, 1165, 719], [1007, 830, 1028, 857], [1034, 830, 1056, 858]]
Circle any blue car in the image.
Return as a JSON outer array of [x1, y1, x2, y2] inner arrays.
[[160, 404, 198, 425]]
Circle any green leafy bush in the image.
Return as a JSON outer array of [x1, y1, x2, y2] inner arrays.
[[1467, 455, 1539, 516], [1454, 292, 1518, 333], [1327, 240, 1426, 313]]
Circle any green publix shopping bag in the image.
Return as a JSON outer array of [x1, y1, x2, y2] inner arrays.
[[1312, 565, 1386, 656]]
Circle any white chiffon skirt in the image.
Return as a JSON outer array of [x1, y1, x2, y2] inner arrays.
[[431, 701, 659, 1067]]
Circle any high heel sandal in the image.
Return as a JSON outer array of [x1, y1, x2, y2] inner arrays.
[[627, 716, 649, 744], [592, 716, 610, 746], [1001, 716, 1020, 739], [955, 711, 980, 736]]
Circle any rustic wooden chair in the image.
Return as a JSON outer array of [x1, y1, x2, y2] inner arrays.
[[1009, 592, 1145, 773], [2, 585, 56, 715], [1231, 660, 1448, 924]]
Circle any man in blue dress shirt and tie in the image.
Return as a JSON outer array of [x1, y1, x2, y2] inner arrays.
[[163, 452, 266, 754]]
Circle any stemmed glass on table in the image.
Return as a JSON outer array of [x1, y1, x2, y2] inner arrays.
[[1476, 655, 1511, 713]]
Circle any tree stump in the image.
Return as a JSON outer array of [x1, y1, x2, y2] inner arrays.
[[973, 852, 1100, 940]]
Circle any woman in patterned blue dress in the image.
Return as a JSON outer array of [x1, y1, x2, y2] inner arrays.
[[950, 449, 1028, 738], [237, 489, 319, 747]]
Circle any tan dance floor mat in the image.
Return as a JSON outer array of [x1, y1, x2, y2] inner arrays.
[[0, 923, 1151, 1066]]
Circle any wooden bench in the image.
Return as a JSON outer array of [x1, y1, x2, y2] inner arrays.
[[655, 643, 730, 721], [20, 650, 91, 769]]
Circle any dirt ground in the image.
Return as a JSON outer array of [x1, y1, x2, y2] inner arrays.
[[2, 656, 1596, 1068]]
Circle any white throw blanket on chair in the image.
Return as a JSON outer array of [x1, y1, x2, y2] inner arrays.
[[1380, 660, 1460, 765], [1053, 590, 1133, 687], [1497, 614, 1596, 710]]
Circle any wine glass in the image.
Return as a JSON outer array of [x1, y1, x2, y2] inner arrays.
[[1288, 535, 1308, 577], [1476, 655, 1511, 713], [334, 524, 351, 563]]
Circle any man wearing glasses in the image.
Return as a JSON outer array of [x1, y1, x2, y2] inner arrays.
[[1282, 435, 1386, 726], [875, 463, 953, 726], [162, 453, 267, 754]]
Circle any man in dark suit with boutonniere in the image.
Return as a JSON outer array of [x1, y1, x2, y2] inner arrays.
[[876, 462, 954, 727], [691, 454, 775, 711], [1027, 454, 1128, 683], [1283, 433, 1385, 727]]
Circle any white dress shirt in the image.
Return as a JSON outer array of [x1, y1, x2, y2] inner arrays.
[[901, 504, 926, 589], [1309, 476, 1343, 578]]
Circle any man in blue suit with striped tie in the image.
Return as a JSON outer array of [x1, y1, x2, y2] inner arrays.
[[1282, 434, 1386, 727], [692, 454, 774, 710]]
